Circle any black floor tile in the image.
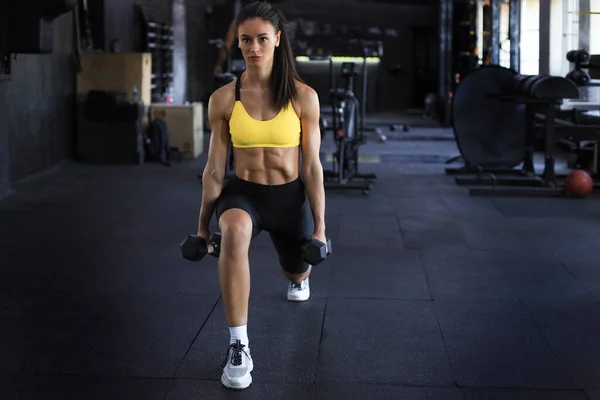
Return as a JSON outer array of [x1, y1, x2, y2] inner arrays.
[[336, 214, 404, 249], [456, 217, 599, 251], [328, 248, 429, 299], [165, 380, 314, 400], [490, 197, 598, 219], [421, 250, 517, 300], [0, 291, 109, 374], [424, 250, 593, 304], [500, 253, 593, 304], [398, 213, 468, 250], [326, 193, 404, 216], [463, 388, 529, 400], [527, 390, 588, 400], [139, 257, 223, 295], [0, 374, 28, 399], [587, 389, 600, 400], [175, 296, 326, 383], [525, 299, 600, 389], [441, 195, 505, 219], [45, 293, 218, 377], [15, 374, 172, 400], [313, 383, 464, 400], [436, 299, 576, 389], [386, 196, 450, 217], [555, 247, 600, 299], [316, 298, 454, 386], [464, 388, 588, 400], [3, 235, 195, 293]]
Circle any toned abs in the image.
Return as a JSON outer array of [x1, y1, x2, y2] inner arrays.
[[223, 82, 303, 185]]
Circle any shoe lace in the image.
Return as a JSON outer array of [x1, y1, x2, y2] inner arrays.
[[291, 279, 306, 290], [222, 339, 249, 367]]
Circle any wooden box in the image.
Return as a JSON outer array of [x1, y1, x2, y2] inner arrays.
[[76, 52, 152, 105], [149, 103, 204, 159]]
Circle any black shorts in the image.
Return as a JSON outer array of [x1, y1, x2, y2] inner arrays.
[[215, 175, 314, 274]]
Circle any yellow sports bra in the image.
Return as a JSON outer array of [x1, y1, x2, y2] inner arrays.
[[229, 77, 301, 148]]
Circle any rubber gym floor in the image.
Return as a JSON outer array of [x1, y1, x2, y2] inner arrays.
[[1, 117, 600, 400]]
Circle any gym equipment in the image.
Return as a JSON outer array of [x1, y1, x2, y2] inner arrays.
[[323, 60, 377, 195], [565, 170, 594, 198], [349, 39, 409, 137], [209, 38, 237, 86], [567, 69, 591, 86], [301, 237, 332, 266], [565, 49, 600, 85], [180, 232, 222, 261], [449, 65, 526, 171], [448, 65, 590, 197], [567, 50, 591, 64]]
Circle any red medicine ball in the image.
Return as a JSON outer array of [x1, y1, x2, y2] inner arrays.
[[565, 170, 594, 198]]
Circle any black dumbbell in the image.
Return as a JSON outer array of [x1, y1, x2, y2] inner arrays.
[[180, 232, 222, 261], [567, 69, 591, 86], [301, 237, 332, 266], [567, 49, 590, 64]]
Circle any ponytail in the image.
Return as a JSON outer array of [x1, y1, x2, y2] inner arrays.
[[270, 9, 302, 110]]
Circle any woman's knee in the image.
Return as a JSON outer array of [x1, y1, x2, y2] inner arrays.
[[218, 209, 253, 256]]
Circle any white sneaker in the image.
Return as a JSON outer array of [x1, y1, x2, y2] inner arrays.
[[287, 277, 310, 302], [221, 340, 253, 390]]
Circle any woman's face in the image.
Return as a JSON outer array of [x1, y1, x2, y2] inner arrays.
[[237, 18, 281, 67]]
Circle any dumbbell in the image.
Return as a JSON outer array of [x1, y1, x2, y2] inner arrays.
[[301, 237, 332, 266], [567, 49, 590, 64], [180, 232, 222, 261], [567, 69, 591, 86]]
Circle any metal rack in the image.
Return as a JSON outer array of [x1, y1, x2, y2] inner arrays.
[[143, 21, 174, 103]]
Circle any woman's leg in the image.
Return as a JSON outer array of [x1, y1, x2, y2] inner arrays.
[[282, 265, 312, 284], [270, 232, 313, 302], [217, 207, 255, 390], [218, 208, 254, 332], [268, 192, 316, 301]]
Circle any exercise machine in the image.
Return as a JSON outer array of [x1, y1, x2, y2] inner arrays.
[[349, 39, 409, 138], [323, 60, 376, 195], [209, 38, 237, 87], [448, 64, 600, 197]]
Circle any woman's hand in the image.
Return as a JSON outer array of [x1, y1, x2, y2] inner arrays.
[[197, 227, 211, 240], [311, 230, 328, 251]]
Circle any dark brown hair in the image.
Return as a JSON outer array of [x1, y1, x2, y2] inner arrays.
[[236, 1, 302, 110]]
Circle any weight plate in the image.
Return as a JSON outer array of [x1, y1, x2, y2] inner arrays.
[[452, 65, 527, 168]]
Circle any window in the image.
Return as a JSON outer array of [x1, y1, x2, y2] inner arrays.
[[549, 0, 576, 76], [520, 0, 540, 74], [499, 0, 511, 68], [590, 0, 600, 54]]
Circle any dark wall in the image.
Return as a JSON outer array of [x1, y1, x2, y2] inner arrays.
[[184, 0, 211, 102], [281, 0, 439, 112], [102, 0, 135, 50], [0, 81, 11, 199], [0, 10, 75, 194]]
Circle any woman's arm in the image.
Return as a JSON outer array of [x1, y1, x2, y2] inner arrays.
[[299, 86, 326, 238], [198, 89, 231, 235]]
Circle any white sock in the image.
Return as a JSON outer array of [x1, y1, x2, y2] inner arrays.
[[229, 325, 249, 347]]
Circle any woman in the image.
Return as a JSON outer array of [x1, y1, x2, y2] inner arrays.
[[197, 1, 327, 390]]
